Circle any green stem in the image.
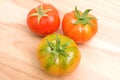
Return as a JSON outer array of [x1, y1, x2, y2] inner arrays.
[[74, 7, 95, 25], [46, 34, 70, 57], [30, 5, 52, 24]]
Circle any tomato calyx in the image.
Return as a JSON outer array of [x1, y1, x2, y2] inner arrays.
[[46, 34, 70, 57], [30, 5, 52, 24], [74, 7, 95, 25]]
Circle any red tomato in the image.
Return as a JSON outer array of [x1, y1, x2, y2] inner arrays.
[[62, 7, 98, 43], [27, 4, 60, 36]]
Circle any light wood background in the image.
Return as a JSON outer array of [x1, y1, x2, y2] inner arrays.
[[0, 0, 120, 80]]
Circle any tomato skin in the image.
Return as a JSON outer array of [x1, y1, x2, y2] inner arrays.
[[37, 34, 81, 76], [27, 4, 60, 36], [62, 10, 98, 43]]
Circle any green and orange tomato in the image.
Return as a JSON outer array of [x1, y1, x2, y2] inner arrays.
[[37, 34, 81, 76]]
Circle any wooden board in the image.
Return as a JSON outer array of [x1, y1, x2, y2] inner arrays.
[[0, 0, 120, 80]]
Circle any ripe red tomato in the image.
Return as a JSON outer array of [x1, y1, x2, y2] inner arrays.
[[27, 4, 60, 36], [62, 7, 98, 43], [37, 34, 81, 76]]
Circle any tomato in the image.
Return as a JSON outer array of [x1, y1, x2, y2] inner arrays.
[[37, 33, 81, 76], [27, 4, 60, 36], [62, 7, 98, 43]]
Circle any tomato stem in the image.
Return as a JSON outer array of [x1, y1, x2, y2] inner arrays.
[[46, 34, 70, 57], [30, 5, 52, 24], [74, 7, 95, 25]]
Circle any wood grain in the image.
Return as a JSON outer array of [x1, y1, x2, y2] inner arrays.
[[0, 0, 120, 80]]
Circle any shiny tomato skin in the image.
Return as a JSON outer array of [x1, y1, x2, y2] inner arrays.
[[37, 34, 81, 76], [27, 4, 60, 36], [62, 11, 98, 43]]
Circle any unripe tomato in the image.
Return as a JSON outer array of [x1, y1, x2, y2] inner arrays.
[[37, 34, 81, 76]]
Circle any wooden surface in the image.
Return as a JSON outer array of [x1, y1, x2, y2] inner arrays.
[[0, 0, 120, 80]]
